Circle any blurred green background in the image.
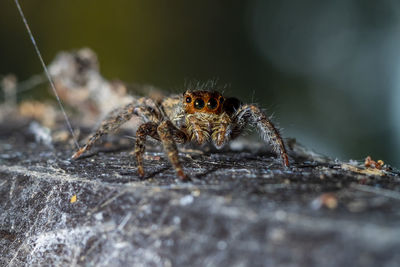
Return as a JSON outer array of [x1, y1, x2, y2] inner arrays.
[[1, 0, 399, 166]]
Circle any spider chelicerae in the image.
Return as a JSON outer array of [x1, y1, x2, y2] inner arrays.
[[72, 89, 290, 180]]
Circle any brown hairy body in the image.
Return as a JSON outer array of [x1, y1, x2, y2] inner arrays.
[[72, 89, 289, 180]]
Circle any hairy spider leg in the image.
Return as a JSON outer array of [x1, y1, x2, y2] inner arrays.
[[233, 104, 290, 167], [134, 122, 160, 176], [211, 113, 232, 148], [71, 102, 160, 159], [157, 120, 189, 181], [186, 115, 209, 144]]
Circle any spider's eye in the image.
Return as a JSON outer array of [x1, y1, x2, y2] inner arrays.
[[185, 96, 192, 103], [194, 98, 205, 109], [207, 98, 218, 110]]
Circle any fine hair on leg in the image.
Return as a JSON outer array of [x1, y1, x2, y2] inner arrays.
[[134, 122, 159, 176], [233, 104, 289, 167], [157, 120, 189, 180]]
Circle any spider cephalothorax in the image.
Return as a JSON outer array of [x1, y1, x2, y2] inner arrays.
[[72, 89, 290, 180]]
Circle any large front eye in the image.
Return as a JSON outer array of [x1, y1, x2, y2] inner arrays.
[[207, 98, 218, 110], [194, 98, 205, 109], [185, 96, 192, 103]]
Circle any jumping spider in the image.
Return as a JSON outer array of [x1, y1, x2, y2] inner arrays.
[[72, 90, 290, 180]]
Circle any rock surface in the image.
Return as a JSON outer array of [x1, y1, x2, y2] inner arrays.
[[1, 121, 400, 266]]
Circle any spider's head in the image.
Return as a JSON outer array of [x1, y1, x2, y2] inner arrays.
[[183, 90, 225, 115]]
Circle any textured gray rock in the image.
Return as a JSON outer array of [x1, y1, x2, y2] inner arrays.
[[1, 121, 400, 266]]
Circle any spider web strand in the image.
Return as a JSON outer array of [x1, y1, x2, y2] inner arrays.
[[14, 0, 80, 150]]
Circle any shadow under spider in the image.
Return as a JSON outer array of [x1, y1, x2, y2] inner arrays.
[[140, 166, 172, 180]]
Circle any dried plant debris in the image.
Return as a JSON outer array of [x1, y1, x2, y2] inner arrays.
[[340, 156, 390, 177], [0, 48, 160, 128], [341, 163, 385, 177], [48, 48, 135, 122], [364, 156, 385, 170], [19, 101, 57, 128], [0, 48, 167, 149]]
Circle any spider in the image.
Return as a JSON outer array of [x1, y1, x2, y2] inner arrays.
[[72, 89, 290, 180]]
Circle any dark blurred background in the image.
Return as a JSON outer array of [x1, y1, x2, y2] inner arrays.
[[0, 0, 398, 166]]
